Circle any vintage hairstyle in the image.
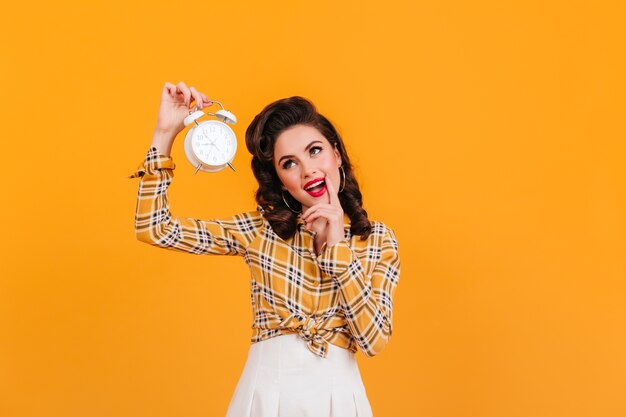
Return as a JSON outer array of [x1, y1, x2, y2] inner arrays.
[[245, 96, 372, 241]]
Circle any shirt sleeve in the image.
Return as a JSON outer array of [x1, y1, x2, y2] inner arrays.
[[128, 147, 263, 256], [317, 223, 401, 357]]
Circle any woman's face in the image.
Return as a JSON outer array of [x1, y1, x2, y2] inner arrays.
[[273, 124, 342, 214]]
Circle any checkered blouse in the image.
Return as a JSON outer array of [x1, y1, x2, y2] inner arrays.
[[128, 147, 401, 358]]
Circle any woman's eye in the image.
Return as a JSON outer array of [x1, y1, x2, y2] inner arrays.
[[281, 147, 322, 169]]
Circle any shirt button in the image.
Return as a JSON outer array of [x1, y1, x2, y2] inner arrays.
[[313, 280, 320, 286]]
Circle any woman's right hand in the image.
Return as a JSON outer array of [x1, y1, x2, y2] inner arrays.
[[154, 81, 213, 136]]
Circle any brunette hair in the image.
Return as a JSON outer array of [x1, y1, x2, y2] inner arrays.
[[245, 96, 372, 241]]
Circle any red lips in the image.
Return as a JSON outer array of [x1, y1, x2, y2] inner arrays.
[[303, 177, 325, 190], [303, 177, 327, 197]]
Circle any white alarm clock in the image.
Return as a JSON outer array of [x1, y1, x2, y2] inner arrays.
[[183, 100, 238, 174]]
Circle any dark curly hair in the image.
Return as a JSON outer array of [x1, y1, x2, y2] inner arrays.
[[245, 96, 372, 241]]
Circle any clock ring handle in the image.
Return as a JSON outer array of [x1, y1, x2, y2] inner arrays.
[[188, 100, 225, 115], [205, 99, 225, 110]]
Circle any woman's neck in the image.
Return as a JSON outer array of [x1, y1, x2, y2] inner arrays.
[[313, 231, 326, 255]]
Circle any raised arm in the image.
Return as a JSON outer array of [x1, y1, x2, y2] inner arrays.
[[126, 81, 263, 255], [317, 223, 401, 357], [128, 147, 262, 256]]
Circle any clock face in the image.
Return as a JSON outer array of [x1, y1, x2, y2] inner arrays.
[[190, 120, 237, 166]]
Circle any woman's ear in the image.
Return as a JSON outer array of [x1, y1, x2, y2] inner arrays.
[[333, 144, 342, 167]]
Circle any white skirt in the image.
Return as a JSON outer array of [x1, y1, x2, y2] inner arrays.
[[225, 333, 373, 417]]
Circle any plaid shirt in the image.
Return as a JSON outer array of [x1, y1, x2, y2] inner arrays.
[[128, 147, 401, 358]]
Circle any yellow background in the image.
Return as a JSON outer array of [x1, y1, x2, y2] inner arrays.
[[1, 1, 625, 416]]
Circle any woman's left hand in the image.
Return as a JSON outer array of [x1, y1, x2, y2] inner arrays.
[[301, 172, 344, 247]]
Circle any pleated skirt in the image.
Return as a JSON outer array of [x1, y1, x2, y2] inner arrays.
[[225, 333, 373, 417]]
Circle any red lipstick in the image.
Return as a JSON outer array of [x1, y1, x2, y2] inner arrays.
[[303, 177, 326, 197]]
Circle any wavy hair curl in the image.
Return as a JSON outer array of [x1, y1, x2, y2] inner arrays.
[[245, 96, 371, 241]]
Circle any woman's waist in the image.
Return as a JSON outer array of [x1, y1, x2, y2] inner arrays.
[[248, 333, 358, 372], [251, 324, 358, 353]]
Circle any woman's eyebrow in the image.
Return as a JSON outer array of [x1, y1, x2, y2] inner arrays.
[[278, 140, 323, 164]]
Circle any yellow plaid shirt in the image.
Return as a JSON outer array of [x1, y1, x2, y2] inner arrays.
[[128, 147, 401, 358]]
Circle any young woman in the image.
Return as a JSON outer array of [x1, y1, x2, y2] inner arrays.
[[128, 81, 401, 417]]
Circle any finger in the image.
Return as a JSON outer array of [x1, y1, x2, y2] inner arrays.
[[302, 203, 332, 220], [325, 173, 340, 207], [304, 207, 334, 220], [304, 212, 321, 224], [174, 86, 188, 104], [176, 81, 192, 106], [301, 204, 318, 220], [304, 209, 336, 225], [164, 82, 179, 99], [163, 81, 174, 95], [189, 86, 203, 109], [304, 213, 323, 230], [199, 92, 213, 105], [165, 86, 184, 104], [306, 217, 326, 233]]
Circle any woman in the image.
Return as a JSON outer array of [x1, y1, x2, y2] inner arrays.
[[128, 81, 401, 417]]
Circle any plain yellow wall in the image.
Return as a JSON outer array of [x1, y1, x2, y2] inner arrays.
[[1, 1, 625, 416]]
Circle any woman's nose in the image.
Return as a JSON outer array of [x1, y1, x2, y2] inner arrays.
[[301, 162, 320, 178]]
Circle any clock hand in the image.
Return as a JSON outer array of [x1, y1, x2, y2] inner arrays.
[[207, 144, 231, 168]]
